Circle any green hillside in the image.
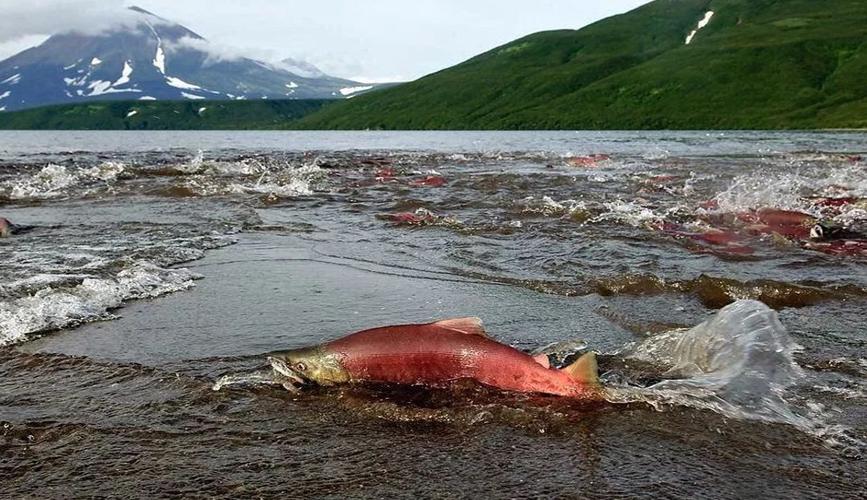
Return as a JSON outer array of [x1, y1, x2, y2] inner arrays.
[[298, 0, 867, 130], [0, 99, 330, 130]]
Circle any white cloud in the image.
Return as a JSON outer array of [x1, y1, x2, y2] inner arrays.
[[167, 36, 327, 78], [0, 0, 145, 42], [0, 35, 51, 62], [0, 0, 651, 82], [134, 0, 649, 81], [166, 36, 252, 64]]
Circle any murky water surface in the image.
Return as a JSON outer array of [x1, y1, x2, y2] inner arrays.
[[1, 131, 866, 498]]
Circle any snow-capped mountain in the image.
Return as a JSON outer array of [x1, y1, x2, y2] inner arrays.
[[0, 6, 376, 112]]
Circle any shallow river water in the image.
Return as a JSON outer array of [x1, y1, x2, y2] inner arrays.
[[1, 131, 866, 498]]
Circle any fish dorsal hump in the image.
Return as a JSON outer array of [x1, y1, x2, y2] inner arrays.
[[431, 317, 488, 337], [562, 352, 600, 386], [533, 354, 551, 369]]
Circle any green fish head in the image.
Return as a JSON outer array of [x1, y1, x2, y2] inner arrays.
[[267, 346, 349, 390]]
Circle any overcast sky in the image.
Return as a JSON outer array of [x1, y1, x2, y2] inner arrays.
[[0, 0, 648, 82]]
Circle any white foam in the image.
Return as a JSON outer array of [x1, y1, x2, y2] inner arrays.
[[81, 161, 125, 182], [176, 160, 329, 197], [519, 196, 586, 217], [2, 162, 125, 200], [712, 162, 867, 217], [685, 11, 714, 45], [6, 164, 77, 199], [592, 200, 662, 227], [0, 262, 199, 346]]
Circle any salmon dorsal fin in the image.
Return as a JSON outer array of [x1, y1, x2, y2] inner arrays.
[[431, 317, 487, 337], [533, 354, 551, 369], [562, 352, 600, 386]]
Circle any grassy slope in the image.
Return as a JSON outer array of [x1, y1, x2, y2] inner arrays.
[[299, 0, 867, 130], [0, 99, 331, 130]]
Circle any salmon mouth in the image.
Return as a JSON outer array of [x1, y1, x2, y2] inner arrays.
[[267, 356, 310, 392]]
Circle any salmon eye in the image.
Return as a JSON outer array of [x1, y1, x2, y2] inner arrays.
[[295, 362, 307, 372]]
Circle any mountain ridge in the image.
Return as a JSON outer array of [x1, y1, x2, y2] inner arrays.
[[0, 6, 377, 112], [297, 0, 867, 130]]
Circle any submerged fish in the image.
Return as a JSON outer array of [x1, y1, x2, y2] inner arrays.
[[0, 218, 33, 238], [268, 317, 602, 399], [0, 218, 10, 237]]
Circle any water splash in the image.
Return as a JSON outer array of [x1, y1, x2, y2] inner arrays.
[[713, 162, 867, 215], [213, 368, 284, 391], [1, 162, 126, 200], [590, 200, 662, 227], [518, 196, 587, 217], [605, 300, 863, 451], [0, 262, 200, 346]]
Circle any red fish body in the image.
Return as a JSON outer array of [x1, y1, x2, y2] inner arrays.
[[412, 175, 447, 187], [269, 318, 601, 399], [568, 154, 610, 167], [329, 323, 594, 397]]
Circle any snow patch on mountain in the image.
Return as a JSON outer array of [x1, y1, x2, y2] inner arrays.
[[340, 85, 374, 96], [1, 74, 21, 85], [84, 80, 141, 97], [144, 21, 167, 74], [0, 5, 378, 111], [0, 91, 10, 100], [686, 11, 715, 45], [114, 61, 134, 86], [166, 76, 201, 90], [154, 46, 166, 73]]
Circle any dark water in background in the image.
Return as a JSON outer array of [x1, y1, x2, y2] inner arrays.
[[1, 131, 866, 498]]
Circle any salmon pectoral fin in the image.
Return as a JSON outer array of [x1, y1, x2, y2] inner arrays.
[[431, 317, 488, 337], [532, 354, 551, 369], [562, 352, 600, 386]]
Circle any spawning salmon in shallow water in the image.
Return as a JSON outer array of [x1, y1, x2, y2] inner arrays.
[[2, 131, 867, 498], [267, 317, 603, 398]]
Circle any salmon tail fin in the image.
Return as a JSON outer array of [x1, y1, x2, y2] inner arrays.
[[562, 352, 600, 386], [432, 317, 487, 337]]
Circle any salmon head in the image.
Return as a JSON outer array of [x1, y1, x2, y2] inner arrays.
[[0, 218, 10, 238], [267, 346, 349, 391]]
